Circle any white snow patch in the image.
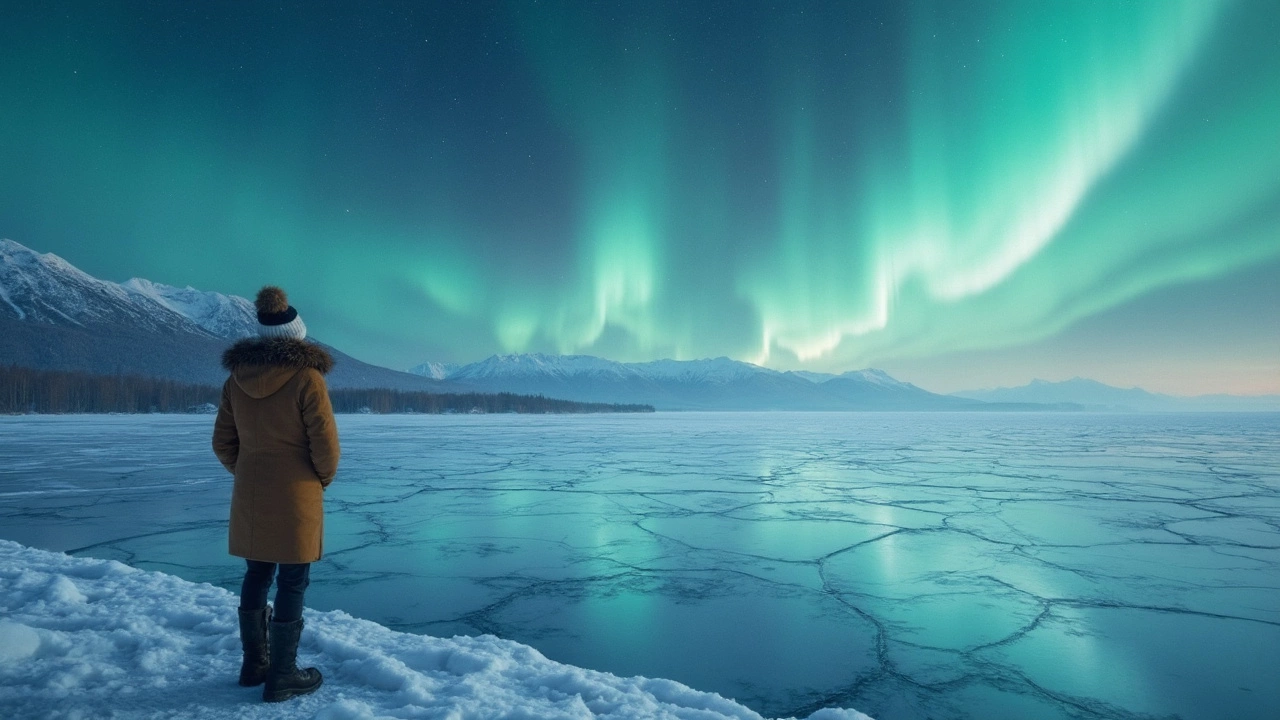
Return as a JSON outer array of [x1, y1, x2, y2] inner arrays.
[[451, 353, 782, 385], [629, 357, 769, 383], [44, 575, 87, 604], [451, 353, 644, 382], [121, 277, 258, 338], [834, 369, 907, 388], [0, 621, 40, 662], [0, 244, 26, 319], [0, 540, 871, 720], [407, 361, 461, 380]]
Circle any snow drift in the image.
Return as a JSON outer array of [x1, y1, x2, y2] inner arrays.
[[0, 540, 869, 720]]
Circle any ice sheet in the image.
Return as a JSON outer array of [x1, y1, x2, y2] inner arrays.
[[0, 540, 869, 719], [0, 412, 1276, 719]]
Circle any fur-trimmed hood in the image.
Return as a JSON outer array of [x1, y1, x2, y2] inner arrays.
[[221, 338, 334, 399], [222, 338, 333, 373]]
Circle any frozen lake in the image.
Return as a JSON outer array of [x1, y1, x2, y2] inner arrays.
[[1, 412, 1277, 720]]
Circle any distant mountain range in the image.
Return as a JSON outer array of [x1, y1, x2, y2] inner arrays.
[[5, 238, 1276, 411], [407, 352, 1014, 411], [954, 377, 1280, 412], [412, 355, 1280, 412], [0, 239, 442, 390]]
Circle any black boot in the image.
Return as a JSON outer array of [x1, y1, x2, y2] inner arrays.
[[263, 617, 323, 702], [237, 606, 271, 687]]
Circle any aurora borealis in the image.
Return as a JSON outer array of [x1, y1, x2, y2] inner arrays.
[[2, 1, 1278, 394]]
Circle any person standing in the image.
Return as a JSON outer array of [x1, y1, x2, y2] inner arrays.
[[212, 286, 339, 702]]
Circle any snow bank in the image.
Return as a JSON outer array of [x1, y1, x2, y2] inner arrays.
[[0, 540, 870, 720]]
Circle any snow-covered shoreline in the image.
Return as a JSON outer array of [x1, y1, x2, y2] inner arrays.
[[0, 540, 869, 720]]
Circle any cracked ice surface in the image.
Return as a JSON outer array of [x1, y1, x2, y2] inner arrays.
[[0, 540, 869, 720], [0, 412, 1277, 720]]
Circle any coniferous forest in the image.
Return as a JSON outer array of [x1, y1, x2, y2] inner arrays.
[[0, 365, 652, 415]]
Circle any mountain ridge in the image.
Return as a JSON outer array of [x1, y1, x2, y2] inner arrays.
[[0, 238, 447, 391], [409, 352, 979, 411], [953, 377, 1280, 412], [7, 238, 1275, 411]]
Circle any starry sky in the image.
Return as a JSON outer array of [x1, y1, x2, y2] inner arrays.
[[2, 1, 1278, 395]]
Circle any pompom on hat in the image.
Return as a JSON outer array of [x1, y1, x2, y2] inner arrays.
[[254, 286, 307, 340]]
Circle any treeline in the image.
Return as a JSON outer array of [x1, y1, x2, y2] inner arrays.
[[1, 364, 219, 413], [327, 388, 652, 414], [0, 365, 653, 414]]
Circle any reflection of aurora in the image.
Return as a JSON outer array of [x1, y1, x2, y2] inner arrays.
[[4, 413, 1277, 718], [2, 1, 1277, 376]]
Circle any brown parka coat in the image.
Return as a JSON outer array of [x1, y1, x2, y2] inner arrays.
[[212, 338, 340, 564]]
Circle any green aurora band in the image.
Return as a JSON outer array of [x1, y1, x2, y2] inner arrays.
[[0, 1, 1277, 389]]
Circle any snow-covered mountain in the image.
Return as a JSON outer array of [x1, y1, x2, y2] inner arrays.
[[0, 239, 260, 340], [954, 378, 1280, 412], [407, 360, 461, 379], [431, 352, 978, 410], [790, 370, 837, 383], [956, 378, 1159, 409], [120, 277, 258, 339], [630, 357, 773, 383], [0, 239, 211, 336], [449, 353, 639, 381], [424, 353, 897, 387], [835, 368, 910, 387], [790, 368, 923, 389], [0, 238, 446, 391], [18, 237, 1266, 410]]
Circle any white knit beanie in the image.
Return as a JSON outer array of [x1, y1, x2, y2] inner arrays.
[[254, 286, 308, 340]]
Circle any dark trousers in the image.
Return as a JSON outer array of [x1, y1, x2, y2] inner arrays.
[[240, 560, 310, 623]]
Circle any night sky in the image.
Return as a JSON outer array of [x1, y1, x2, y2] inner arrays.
[[2, 1, 1277, 394]]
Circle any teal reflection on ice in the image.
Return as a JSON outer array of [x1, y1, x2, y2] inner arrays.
[[0, 412, 1277, 719]]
